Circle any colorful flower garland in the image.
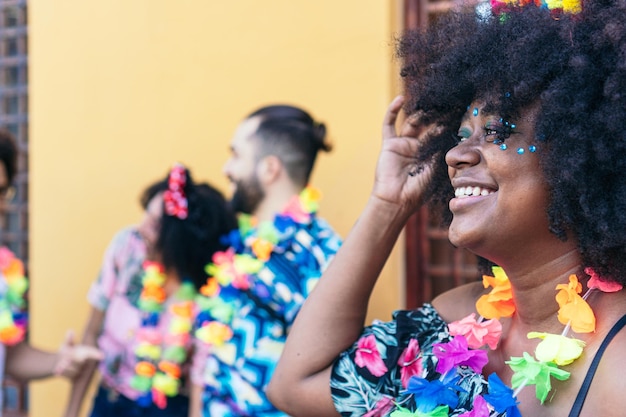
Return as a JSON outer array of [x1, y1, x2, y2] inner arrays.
[[195, 186, 321, 347], [490, 0, 583, 16], [376, 266, 623, 417], [0, 246, 28, 346], [130, 261, 196, 409]]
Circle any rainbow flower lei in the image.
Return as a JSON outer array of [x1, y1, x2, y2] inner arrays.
[[130, 261, 196, 409], [386, 266, 622, 417], [0, 246, 28, 346], [194, 186, 321, 347]]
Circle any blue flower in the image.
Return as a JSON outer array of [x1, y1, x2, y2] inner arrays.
[[406, 375, 462, 413], [483, 373, 521, 417], [220, 229, 244, 252], [274, 215, 296, 233]]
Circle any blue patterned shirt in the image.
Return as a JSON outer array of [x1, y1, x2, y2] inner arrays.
[[196, 213, 342, 417]]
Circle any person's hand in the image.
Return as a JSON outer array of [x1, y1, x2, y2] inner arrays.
[[372, 95, 437, 213], [54, 330, 104, 379]]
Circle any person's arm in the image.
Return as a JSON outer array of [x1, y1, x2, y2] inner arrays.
[[189, 382, 203, 417], [63, 307, 105, 417], [267, 96, 435, 416], [6, 329, 103, 382], [188, 334, 210, 417], [64, 228, 133, 417]]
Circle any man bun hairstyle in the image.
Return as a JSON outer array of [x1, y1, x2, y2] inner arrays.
[[248, 104, 332, 188]]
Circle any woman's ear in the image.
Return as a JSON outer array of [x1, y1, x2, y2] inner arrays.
[[256, 155, 283, 185]]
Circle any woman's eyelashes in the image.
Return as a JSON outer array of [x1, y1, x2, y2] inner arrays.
[[456, 120, 518, 145]]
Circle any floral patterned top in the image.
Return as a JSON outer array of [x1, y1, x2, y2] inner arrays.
[[330, 304, 495, 417]]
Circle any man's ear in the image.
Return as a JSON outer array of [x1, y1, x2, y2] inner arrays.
[[257, 155, 282, 185]]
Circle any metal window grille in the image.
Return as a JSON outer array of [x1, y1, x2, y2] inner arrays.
[[0, 0, 28, 415], [403, 0, 482, 309]]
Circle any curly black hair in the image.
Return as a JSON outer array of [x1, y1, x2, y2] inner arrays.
[[0, 129, 18, 185], [149, 167, 237, 291], [398, 0, 626, 284]]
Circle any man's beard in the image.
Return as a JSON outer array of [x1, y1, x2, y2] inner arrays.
[[229, 175, 265, 215]]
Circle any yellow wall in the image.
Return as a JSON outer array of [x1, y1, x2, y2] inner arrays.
[[28, 1, 404, 415]]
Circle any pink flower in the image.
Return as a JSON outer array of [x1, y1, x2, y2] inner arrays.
[[363, 396, 395, 417], [398, 338, 423, 388], [433, 335, 489, 375], [355, 334, 388, 377], [448, 313, 502, 350], [282, 196, 311, 223], [0, 246, 15, 270], [584, 267, 623, 292], [135, 328, 163, 345], [459, 395, 491, 417]]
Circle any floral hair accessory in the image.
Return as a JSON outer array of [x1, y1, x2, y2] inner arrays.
[[490, 0, 582, 16], [163, 163, 188, 220], [0, 246, 28, 346]]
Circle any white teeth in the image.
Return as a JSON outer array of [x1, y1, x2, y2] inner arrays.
[[454, 186, 495, 198]]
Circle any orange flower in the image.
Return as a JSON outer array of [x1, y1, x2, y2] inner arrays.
[[0, 325, 25, 346], [251, 238, 274, 262], [555, 275, 595, 333], [141, 285, 166, 303], [476, 267, 516, 319], [170, 301, 194, 318], [3, 258, 24, 280], [158, 361, 181, 379], [135, 361, 156, 377], [200, 277, 219, 297]]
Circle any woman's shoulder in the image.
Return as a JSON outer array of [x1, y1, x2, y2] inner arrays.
[[578, 313, 626, 414], [431, 280, 486, 323]]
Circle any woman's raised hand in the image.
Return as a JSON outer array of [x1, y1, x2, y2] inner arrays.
[[372, 96, 436, 216]]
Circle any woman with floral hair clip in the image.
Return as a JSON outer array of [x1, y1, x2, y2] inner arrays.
[[65, 164, 236, 417], [268, 0, 626, 416]]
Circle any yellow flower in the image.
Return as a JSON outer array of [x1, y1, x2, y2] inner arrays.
[[528, 332, 585, 366]]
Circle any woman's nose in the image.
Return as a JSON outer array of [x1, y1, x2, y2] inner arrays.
[[445, 139, 481, 170]]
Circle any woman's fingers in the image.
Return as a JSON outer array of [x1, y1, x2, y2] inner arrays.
[[382, 95, 405, 140]]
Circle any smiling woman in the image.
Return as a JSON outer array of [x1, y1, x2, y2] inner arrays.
[[266, 1, 626, 416], [445, 102, 554, 262]]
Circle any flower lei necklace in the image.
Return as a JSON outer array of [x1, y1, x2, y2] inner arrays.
[[0, 246, 28, 346], [194, 186, 321, 347], [384, 266, 623, 417], [130, 261, 196, 409]]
